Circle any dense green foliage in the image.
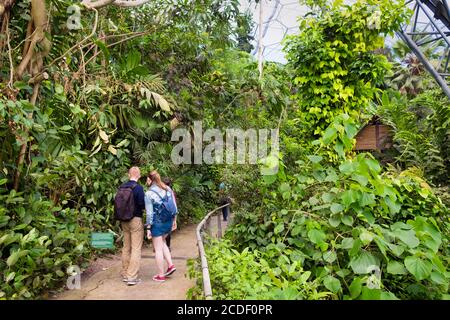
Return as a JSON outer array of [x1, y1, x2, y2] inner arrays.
[[284, 0, 409, 138], [189, 0, 450, 301], [0, 0, 269, 299], [0, 0, 448, 300], [0, 183, 96, 299], [228, 130, 449, 299], [376, 90, 450, 187], [188, 239, 331, 300]]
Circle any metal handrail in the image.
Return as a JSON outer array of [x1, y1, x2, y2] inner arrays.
[[196, 203, 230, 300]]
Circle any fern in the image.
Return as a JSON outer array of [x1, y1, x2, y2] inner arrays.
[[377, 90, 448, 185]]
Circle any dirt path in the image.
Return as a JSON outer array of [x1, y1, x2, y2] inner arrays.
[[52, 224, 199, 300]]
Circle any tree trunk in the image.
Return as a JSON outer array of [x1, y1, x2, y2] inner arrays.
[[12, 0, 50, 191]]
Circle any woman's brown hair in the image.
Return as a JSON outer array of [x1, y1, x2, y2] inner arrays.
[[148, 170, 168, 191]]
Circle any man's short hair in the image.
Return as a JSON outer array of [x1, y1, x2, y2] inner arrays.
[[128, 166, 140, 177]]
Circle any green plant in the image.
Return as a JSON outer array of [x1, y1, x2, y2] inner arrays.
[[227, 117, 449, 300], [188, 239, 331, 300], [0, 181, 97, 299], [0, 0, 260, 300], [284, 0, 410, 138], [376, 90, 449, 184]]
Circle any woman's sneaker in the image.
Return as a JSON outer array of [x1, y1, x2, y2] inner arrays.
[[164, 265, 176, 277], [152, 275, 167, 282]]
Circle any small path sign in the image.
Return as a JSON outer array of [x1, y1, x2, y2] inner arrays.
[[91, 232, 114, 249]]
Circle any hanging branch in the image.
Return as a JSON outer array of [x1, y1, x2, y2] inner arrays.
[[16, 0, 51, 79], [47, 7, 98, 68], [0, 1, 16, 55], [5, 15, 13, 88], [81, 0, 150, 9], [0, 0, 15, 20], [83, 29, 153, 66]]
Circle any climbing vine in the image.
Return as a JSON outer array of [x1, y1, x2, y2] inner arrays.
[[284, 0, 410, 138]]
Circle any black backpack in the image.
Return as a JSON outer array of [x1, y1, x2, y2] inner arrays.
[[114, 182, 137, 221]]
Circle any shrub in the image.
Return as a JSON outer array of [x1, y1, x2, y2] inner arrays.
[[227, 151, 449, 299], [0, 183, 99, 299], [188, 239, 331, 300]]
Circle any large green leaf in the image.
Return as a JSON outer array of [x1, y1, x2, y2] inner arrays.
[[349, 277, 362, 299], [351, 174, 368, 186], [349, 251, 379, 274], [322, 127, 337, 145], [324, 168, 339, 182], [387, 260, 407, 275], [363, 157, 381, 174], [341, 215, 354, 226], [341, 237, 354, 249], [430, 271, 447, 286], [339, 160, 355, 175], [359, 230, 373, 245], [330, 203, 344, 214], [384, 197, 401, 214], [387, 243, 405, 257], [0, 233, 19, 247], [0, 215, 10, 228], [7, 250, 29, 267], [328, 214, 341, 227], [321, 193, 334, 203], [308, 229, 326, 245], [360, 287, 381, 300], [362, 210, 375, 224], [424, 236, 441, 253], [404, 256, 432, 281], [380, 291, 399, 300], [341, 190, 358, 207], [125, 50, 141, 72], [345, 121, 358, 138], [392, 229, 419, 248], [274, 223, 284, 234], [323, 275, 341, 293], [359, 192, 376, 207], [323, 251, 337, 263]]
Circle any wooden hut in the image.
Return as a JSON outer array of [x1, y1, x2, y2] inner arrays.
[[355, 117, 393, 151]]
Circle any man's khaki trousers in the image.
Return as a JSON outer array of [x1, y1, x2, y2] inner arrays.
[[121, 217, 143, 280]]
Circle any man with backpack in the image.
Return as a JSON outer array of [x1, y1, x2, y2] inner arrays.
[[114, 166, 145, 286]]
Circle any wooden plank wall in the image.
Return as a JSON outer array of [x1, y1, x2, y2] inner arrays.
[[355, 125, 392, 151]]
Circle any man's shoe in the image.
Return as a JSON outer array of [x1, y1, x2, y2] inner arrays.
[[164, 265, 176, 277], [152, 275, 167, 282], [126, 278, 141, 286], [122, 277, 128, 282]]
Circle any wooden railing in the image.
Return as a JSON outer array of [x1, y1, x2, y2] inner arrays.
[[195, 203, 230, 300]]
